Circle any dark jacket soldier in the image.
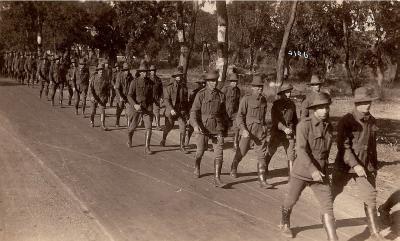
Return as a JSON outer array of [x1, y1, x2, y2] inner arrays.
[[126, 61, 154, 155], [230, 74, 272, 189], [265, 84, 298, 176], [38, 53, 51, 99], [281, 92, 338, 241], [72, 58, 90, 115], [115, 62, 133, 127], [150, 65, 163, 131], [89, 63, 110, 131], [160, 70, 189, 153], [190, 69, 227, 188], [221, 73, 241, 151], [185, 78, 206, 148], [332, 87, 387, 241]]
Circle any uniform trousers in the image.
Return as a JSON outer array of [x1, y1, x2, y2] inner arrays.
[[127, 108, 153, 134], [50, 82, 65, 103], [234, 123, 268, 166], [74, 85, 88, 110], [164, 113, 186, 135], [195, 133, 223, 161], [266, 135, 295, 166], [283, 176, 334, 216], [332, 171, 377, 208]]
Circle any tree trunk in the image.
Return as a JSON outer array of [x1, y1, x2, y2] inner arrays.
[[176, 1, 188, 76], [276, 0, 298, 87], [216, 0, 229, 89], [394, 52, 400, 84], [201, 40, 206, 72], [183, 1, 199, 78], [343, 17, 356, 93]]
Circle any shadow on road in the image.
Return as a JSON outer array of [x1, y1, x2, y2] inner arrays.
[[0, 81, 21, 87]]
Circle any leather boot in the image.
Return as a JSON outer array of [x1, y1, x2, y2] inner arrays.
[[364, 204, 388, 241], [51, 99, 55, 106], [160, 131, 167, 147], [194, 157, 201, 178], [280, 207, 293, 238], [230, 159, 239, 178], [75, 108, 79, 115], [90, 115, 95, 128], [127, 132, 133, 148], [101, 113, 108, 131], [155, 116, 162, 131], [321, 213, 339, 241], [214, 159, 225, 188], [82, 102, 86, 116], [180, 133, 189, 154], [115, 116, 120, 128], [378, 204, 391, 226], [258, 163, 273, 189], [144, 131, 154, 155], [233, 132, 239, 151]]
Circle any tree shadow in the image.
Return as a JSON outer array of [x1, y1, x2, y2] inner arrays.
[[378, 160, 400, 168], [0, 81, 21, 86]]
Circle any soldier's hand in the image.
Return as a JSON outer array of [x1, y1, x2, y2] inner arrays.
[[194, 126, 202, 134], [120, 97, 124, 102], [72, 87, 76, 92], [284, 128, 292, 135], [353, 165, 367, 177], [90, 97, 95, 102], [133, 104, 141, 111], [171, 109, 177, 116], [311, 170, 325, 182], [242, 130, 250, 138]]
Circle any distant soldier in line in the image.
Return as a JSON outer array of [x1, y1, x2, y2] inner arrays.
[[23, 52, 30, 84], [160, 70, 189, 154], [190, 69, 228, 187], [221, 73, 241, 151], [185, 78, 206, 148], [18, 52, 25, 83], [38, 53, 51, 99], [151, 65, 163, 131], [65, 58, 77, 106], [49, 55, 65, 106], [265, 84, 298, 177], [89, 63, 110, 130], [72, 58, 90, 116], [300, 74, 323, 120], [280, 92, 338, 240], [61, 54, 73, 106], [126, 61, 155, 155], [332, 87, 388, 241], [114, 62, 132, 127], [109, 62, 120, 108], [230, 74, 272, 189]]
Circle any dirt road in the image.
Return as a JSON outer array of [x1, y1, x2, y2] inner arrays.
[[0, 78, 397, 241]]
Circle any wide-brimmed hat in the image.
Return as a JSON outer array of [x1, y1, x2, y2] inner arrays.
[[353, 87, 378, 103], [277, 84, 294, 95], [122, 62, 129, 71], [307, 75, 323, 85], [203, 69, 219, 81], [79, 58, 87, 65], [307, 92, 332, 109], [195, 78, 206, 83], [96, 63, 105, 71], [227, 73, 239, 82], [136, 60, 150, 72], [250, 74, 264, 86], [149, 65, 157, 71]]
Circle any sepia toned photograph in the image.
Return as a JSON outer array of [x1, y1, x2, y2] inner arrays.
[[0, 0, 399, 240]]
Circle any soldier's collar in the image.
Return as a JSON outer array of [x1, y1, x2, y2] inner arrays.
[[353, 109, 371, 122], [311, 114, 328, 127]]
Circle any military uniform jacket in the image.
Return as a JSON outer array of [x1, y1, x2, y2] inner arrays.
[[49, 62, 61, 84], [164, 81, 189, 115], [221, 85, 240, 120], [188, 87, 203, 109], [292, 115, 333, 181], [335, 110, 378, 173], [190, 87, 227, 135], [127, 76, 154, 111], [90, 72, 110, 105], [18, 56, 25, 72], [300, 91, 319, 119], [115, 71, 133, 102], [237, 94, 268, 139], [152, 75, 163, 104], [271, 98, 298, 138], [74, 66, 90, 89], [39, 60, 50, 82]]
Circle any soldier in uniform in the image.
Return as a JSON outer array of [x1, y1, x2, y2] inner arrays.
[[160, 70, 189, 153], [221, 73, 241, 151], [109, 62, 120, 108], [18, 52, 25, 83], [151, 65, 163, 131], [332, 87, 388, 241], [63, 56, 74, 106], [23, 52, 31, 84], [280, 92, 337, 241], [115, 62, 133, 127], [73, 58, 90, 115], [126, 61, 155, 155], [185, 78, 206, 148], [89, 63, 110, 130], [300, 74, 323, 120], [229, 74, 272, 189], [38, 53, 51, 99], [265, 83, 298, 177], [49, 55, 65, 106], [190, 69, 228, 187]]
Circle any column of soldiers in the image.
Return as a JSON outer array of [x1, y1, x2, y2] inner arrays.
[[0, 49, 391, 241]]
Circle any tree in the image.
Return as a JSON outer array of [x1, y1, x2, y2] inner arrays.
[[216, 0, 228, 88]]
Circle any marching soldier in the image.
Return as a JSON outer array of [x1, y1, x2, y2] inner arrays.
[[160, 70, 189, 154], [89, 63, 110, 130], [62, 55, 74, 106], [230, 74, 272, 189], [109, 62, 120, 107], [126, 61, 155, 155], [280, 92, 338, 240], [23, 52, 30, 84], [190, 69, 228, 187], [265, 84, 298, 176], [115, 62, 132, 127], [332, 87, 388, 241], [300, 74, 323, 120], [185, 78, 206, 148], [38, 53, 51, 99], [49, 55, 65, 106], [73, 58, 90, 115], [151, 65, 163, 131], [221, 73, 241, 151]]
